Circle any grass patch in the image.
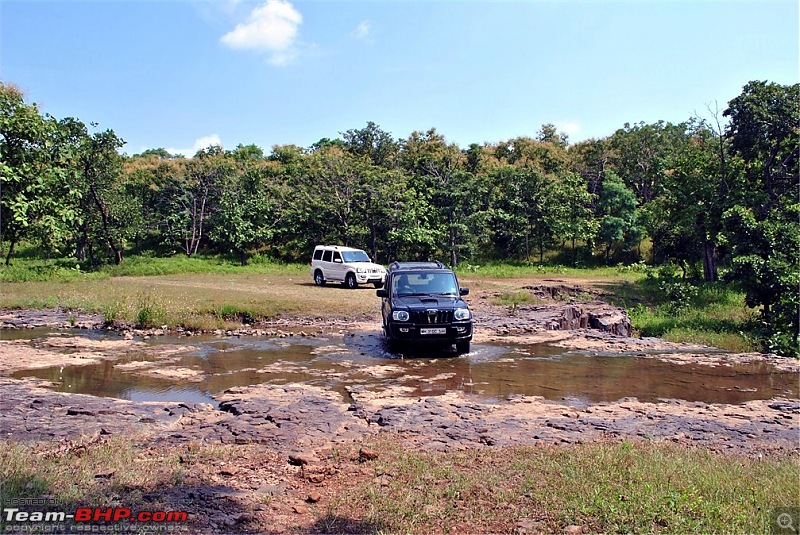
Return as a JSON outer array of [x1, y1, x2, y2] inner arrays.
[[489, 290, 545, 309], [457, 262, 643, 281], [340, 440, 799, 533], [0, 437, 184, 531], [627, 280, 758, 352]]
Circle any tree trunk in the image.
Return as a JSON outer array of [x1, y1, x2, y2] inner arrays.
[[89, 184, 123, 265], [5, 239, 16, 266], [449, 222, 457, 268], [703, 241, 718, 282], [240, 250, 248, 266]]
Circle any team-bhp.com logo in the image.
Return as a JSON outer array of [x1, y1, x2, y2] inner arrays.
[[4, 507, 189, 531]]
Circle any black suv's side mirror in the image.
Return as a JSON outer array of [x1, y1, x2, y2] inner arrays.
[[376, 289, 389, 298], [460, 287, 469, 296]]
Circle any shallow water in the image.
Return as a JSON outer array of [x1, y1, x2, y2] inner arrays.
[[10, 330, 799, 406]]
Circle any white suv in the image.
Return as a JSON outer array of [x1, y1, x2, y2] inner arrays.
[[310, 246, 387, 289]]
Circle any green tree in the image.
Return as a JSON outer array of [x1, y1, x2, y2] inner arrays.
[[210, 163, 278, 265], [162, 146, 232, 257], [644, 120, 727, 279], [596, 171, 642, 262], [550, 171, 598, 260], [720, 80, 800, 356], [0, 83, 68, 264], [342, 122, 400, 168], [400, 128, 470, 266]]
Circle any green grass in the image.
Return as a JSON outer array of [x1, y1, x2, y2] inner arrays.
[[0, 251, 306, 282], [0, 250, 764, 351], [339, 440, 799, 533], [0, 437, 185, 531], [457, 261, 644, 281], [489, 290, 546, 309], [3, 437, 796, 533], [627, 280, 758, 352]]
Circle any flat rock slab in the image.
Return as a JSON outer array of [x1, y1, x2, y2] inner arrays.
[[0, 378, 182, 442], [0, 308, 103, 330], [2, 377, 797, 455], [348, 389, 800, 455]]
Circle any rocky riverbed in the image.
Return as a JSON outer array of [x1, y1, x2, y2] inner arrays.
[[2, 282, 798, 534], [1, 284, 797, 455]]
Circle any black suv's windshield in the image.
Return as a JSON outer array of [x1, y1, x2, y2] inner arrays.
[[341, 250, 371, 263], [392, 272, 458, 296]]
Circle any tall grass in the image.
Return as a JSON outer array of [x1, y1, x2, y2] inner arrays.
[[340, 440, 799, 534], [628, 280, 758, 352]]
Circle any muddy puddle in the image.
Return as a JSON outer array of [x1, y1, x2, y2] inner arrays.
[[9, 329, 798, 407]]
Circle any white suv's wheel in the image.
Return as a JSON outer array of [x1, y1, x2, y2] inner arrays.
[[314, 270, 326, 286], [345, 273, 358, 289]]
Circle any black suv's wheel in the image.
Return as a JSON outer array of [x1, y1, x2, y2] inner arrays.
[[456, 341, 470, 354], [314, 270, 325, 286], [345, 273, 358, 289]]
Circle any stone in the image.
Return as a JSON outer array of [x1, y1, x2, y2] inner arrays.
[[359, 447, 379, 461], [288, 452, 319, 466]]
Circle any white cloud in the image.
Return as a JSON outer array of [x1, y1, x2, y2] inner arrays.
[[220, 0, 302, 65], [352, 20, 371, 40], [556, 121, 581, 139], [167, 134, 223, 158]]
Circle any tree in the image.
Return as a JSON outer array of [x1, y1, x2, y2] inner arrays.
[[210, 164, 277, 265], [400, 128, 470, 266], [596, 171, 642, 262], [161, 145, 232, 257], [645, 120, 726, 279], [723, 80, 798, 214], [76, 126, 130, 265], [0, 83, 63, 264], [720, 80, 800, 356], [342, 122, 400, 168], [608, 121, 685, 204], [488, 166, 557, 262], [549, 171, 598, 260]]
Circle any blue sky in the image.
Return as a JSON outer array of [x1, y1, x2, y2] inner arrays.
[[2, 0, 797, 156]]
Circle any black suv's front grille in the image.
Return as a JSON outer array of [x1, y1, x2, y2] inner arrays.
[[411, 310, 453, 325]]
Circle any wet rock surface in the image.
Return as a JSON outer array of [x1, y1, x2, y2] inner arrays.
[[159, 383, 372, 448], [0, 378, 178, 442], [2, 376, 797, 456], [0, 308, 103, 330], [348, 390, 800, 454]]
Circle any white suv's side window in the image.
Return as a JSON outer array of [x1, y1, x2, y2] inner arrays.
[[313, 249, 323, 261], [322, 250, 332, 262], [332, 251, 342, 263]]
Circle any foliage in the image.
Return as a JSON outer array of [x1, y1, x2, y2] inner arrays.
[[2, 82, 798, 355]]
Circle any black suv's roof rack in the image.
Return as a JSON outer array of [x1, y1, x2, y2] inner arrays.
[[388, 261, 445, 272]]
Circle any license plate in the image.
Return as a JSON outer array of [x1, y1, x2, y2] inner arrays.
[[420, 327, 446, 335]]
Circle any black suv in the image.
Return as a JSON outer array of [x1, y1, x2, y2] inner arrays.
[[376, 261, 473, 354]]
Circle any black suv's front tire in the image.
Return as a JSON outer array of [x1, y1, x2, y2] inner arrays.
[[314, 270, 326, 286], [344, 273, 358, 289], [456, 341, 470, 354]]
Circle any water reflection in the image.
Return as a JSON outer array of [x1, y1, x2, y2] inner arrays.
[[10, 331, 799, 406]]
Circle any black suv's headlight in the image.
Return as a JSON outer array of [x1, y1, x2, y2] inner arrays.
[[454, 308, 471, 321], [392, 310, 410, 322]]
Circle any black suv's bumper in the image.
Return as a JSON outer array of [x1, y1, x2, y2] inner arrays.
[[386, 321, 472, 343]]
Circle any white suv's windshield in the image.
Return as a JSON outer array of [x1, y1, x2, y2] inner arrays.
[[393, 272, 459, 296], [341, 250, 371, 263]]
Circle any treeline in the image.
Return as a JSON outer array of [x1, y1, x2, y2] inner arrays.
[[0, 80, 798, 354]]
